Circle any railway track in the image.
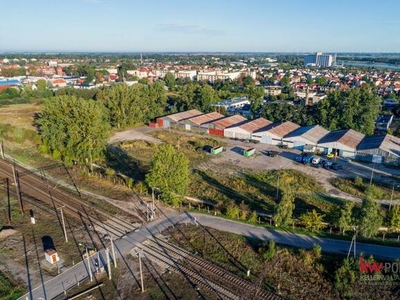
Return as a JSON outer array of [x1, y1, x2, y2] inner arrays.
[[141, 237, 282, 300], [0, 158, 137, 238], [139, 242, 239, 300]]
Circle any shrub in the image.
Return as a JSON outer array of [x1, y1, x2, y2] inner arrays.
[[263, 240, 276, 261], [354, 176, 363, 187], [312, 243, 322, 259]]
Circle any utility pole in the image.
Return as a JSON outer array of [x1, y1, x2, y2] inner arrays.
[[0, 140, 4, 159], [138, 250, 144, 292], [2, 178, 11, 225], [389, 184, 399, 211], [369, 165, 375, 187], [106, 248, 111, 280], [110, 236, 117, 268], [57, 206, 68, 243], [12, 164, 23, 214], [80, 244, 92, 282], [87, 247, 92, 282]]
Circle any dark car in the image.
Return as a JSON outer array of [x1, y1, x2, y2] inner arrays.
[[266, 150, 279, 157], [331, 163, 343, 170]]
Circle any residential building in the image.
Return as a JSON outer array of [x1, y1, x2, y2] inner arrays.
[[375, 114, 394, 132], [304, 52, 336, 67], [213, 97, 250, 113]]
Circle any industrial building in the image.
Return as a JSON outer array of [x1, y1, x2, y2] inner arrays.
[[224, 117, 272, 140], [357, 134, 400, 164], [317, 129, 365, 158], [284, 125, 330, 151], [252, 121, 300, 146]]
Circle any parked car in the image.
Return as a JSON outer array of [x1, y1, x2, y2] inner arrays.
[[331, 163, 343, 170], [312, 157, 321, 165], [265, 150, 279, 157], [322, 161, 333, 169], [326, 153, 334, 159]]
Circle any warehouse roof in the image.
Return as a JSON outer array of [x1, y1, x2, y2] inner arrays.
[[239, 117, 272, 133], [255, 121, 300, 137], [212, 115, 247, 129], [187, 111, 224, 125], [318, 129, 365, 149], [165, 109, 203, 122], [284, 125, 330, 144], [358, 134, 400, 157]]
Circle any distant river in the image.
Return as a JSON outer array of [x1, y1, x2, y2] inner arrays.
[[341, 61, 400, 70]]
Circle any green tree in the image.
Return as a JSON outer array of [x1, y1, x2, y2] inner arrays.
[[299, 209, 325, 232], [226, 203, 240, 219], [357, 197, 383, 238], [196, 84, 217, 112], [145, 144, 190, 206], [36, 95, 110, 167], [388, 205, 400, 232], [36, 79, 47, 91], [164, 72, 176, 90], [338, 202, 354, 235], [273, 187, 295, 227], [248, 86, 265, 117], [248, 211, 258, 223], [334, 258, 357, 297], [280, 75, 290, 87]]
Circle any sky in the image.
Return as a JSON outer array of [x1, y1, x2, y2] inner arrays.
[[1, 0, 400, 53]]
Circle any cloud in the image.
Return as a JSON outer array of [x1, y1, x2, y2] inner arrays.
[[155, 23, 224, 36]]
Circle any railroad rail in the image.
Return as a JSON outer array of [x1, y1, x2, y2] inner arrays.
[[0, 158, 137, 238], [141, 237, 282, 300]]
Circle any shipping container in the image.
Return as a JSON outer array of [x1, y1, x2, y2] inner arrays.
[[211, 146, 224, 155], [243, 147, 255, 157], [157, 118, 164, 127]]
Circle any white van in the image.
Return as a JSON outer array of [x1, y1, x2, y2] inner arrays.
[[312, 157, 321, 164]]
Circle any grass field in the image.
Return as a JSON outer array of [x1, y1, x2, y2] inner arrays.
[[331, 177, 400, 200], [188, 168, 338, 216]]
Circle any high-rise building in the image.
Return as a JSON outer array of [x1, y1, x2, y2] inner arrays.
[[304, 52, 336, 67]]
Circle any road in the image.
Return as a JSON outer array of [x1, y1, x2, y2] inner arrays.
[[19, 211, 400, 300]]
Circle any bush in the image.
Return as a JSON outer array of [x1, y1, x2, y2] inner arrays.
[[263, 240, 276, 260], [354, 176, 363, 187], [365, 185, 384, 199], [312, 243, 322, 259]]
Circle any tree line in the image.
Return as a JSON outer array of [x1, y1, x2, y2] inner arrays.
[[36, 82, 168, 166]]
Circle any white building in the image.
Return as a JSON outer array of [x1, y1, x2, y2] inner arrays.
[[304, 52, 336, 67], [213, 97, 250, 113]]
